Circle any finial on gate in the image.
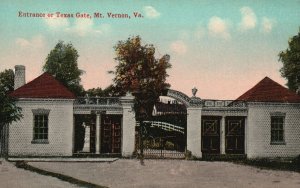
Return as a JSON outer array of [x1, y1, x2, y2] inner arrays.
[[192, 87, 198, 97]]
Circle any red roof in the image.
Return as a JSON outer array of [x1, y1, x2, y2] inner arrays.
[[236, 77, 300, 103], [10, 73, 75, 99]]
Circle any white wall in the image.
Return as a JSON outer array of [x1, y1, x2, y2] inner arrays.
[[187, 107, 202, 158], [9, 99, 74, 156], [121, 105, 135, 157], [247, 103, 300, 158], [119, 95, 135, 157]]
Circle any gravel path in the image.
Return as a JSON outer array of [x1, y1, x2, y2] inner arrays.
[[29, 159, 300, 188], [0, 160, 78, 188]]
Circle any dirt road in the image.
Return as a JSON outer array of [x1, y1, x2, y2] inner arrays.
[[0, 160, 77, 188], [29, 159, 300, 188]]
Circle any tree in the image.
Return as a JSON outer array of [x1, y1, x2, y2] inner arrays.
[[43, 41, 85, 96], [0, 69, 22, 128], [110, 36, 172, 118], [278, 30, 300, 91], [0, 69, 14, 93], [85, 85, 115, 97]]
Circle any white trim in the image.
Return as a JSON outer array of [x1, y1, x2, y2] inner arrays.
[[248, 102, 300, 107], [32, 108, 50, 115], [18, 98, 75, 102], [270, 114, 286, 145]]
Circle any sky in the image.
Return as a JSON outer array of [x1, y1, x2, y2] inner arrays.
[[0, 0, 299, 99]]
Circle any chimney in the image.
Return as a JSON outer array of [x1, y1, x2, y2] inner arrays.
[[14, 65, 25, 90]]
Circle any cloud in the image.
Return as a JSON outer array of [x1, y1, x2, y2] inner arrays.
[[239, 6, 257, 31], [208, 16, 231, 39], [143, 6, 160, 18], [13, 35, 47, 81], [15, 35, 46, 48], [261, 17, 276, 33], [44, 15, 111, 37], [170, 40, 187, 55], [15, 38, 30, 47], [66, 19, 94, 37], [65, 19, 111, 37], [44, 17, 70, 29]]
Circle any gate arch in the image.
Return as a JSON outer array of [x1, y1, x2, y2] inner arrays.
[[136, 88, 202, 158], [164, 89, 191, 107], [136, 89, 193, 159]]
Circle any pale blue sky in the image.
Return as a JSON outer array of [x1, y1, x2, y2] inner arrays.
[[0, 0, 299, 99]]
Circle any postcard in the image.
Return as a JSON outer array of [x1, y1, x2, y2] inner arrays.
[[0, 1, 300, 187]]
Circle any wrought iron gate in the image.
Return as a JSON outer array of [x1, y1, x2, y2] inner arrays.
[[136, 121, 186, 158], [135, 102, 187, 159]]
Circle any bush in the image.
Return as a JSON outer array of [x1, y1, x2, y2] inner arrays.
[[242, 156, 300, 172], [292, 155, 300, 171]]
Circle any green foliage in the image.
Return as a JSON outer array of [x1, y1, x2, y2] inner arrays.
[[0, 69, 14, 93], [43, 41, 85, 96], [185, 150, 194, 160], [0, 69, 22, 128], [240, 156, 300, 172], [110, 36, 172, 117], [202, 154, 246, 161], [278, 30, 300, 91], [85, 85, 115, 97]]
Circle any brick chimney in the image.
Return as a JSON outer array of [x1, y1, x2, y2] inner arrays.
[[14, 65, 25, 90]]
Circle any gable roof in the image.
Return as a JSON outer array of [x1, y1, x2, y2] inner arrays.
[[10, 73, 75, 99], [236, 77, 300, 103]]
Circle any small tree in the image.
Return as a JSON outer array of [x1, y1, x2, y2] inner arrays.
[[278, 30, 300, 91], [0, 69, 14, 93], [110, 36, 172, 117], [43, 41, 85, 96], [0, 69, 22, 129]]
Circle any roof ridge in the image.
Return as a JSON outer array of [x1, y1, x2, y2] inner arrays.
[[10, 72, 75, 99], [236, 76, 300, 103]]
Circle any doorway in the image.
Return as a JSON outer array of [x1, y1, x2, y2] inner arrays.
[[201, 116, 221, 154], [225, 116, 245, 154], [101, 115, 122, 154]]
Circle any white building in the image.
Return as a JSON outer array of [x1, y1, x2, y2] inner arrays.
[[237, 77, 300, 158], [6, 65, 300, 159]]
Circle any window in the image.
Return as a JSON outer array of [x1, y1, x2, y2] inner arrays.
[[270, 113, 285, 144], [32, 109, 50, 144]]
